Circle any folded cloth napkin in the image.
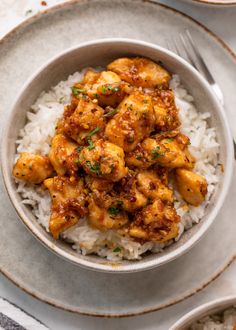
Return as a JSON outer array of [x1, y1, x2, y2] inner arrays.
[[0, 297, 49, 330]]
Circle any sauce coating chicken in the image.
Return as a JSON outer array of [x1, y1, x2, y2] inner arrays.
[[88, 196, 129, 230], [13, 153, 53, 184], [44, 176, 87, 239], [108, 57, 171, 88], [76, 69, 129, 108], [126, 132, 195, 170], [58, 97, 105, 144], [152, 89, 180, 131], [129, 199, 180, 242], [79, 139, 128, 182], [49, 134, 78, 176], [105, 91, 155, 152], [136, 170, 173, 202], [175, 169, 208, 206], [13, 56, 209, 247]]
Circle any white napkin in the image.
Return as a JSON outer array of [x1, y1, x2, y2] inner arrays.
[[0, 297, 49, 330]]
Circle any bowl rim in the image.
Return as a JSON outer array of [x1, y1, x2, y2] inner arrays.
[[170, 295, 236, 329], [1, 38, 234, 273]]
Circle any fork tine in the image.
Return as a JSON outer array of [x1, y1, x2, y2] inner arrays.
[[179, 34, 198, 70], [171, 37, 182, 57], [183, 29, 215, 84], [166, 39, 173, 53]]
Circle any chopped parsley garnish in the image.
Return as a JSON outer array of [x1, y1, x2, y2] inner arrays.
[[151, 146, 165, 159], [101, 85, 120, 94], [71, 86, 85, 95], [93, 93, 98, 98], [136, 155, 143, 160], [143, 99, 148, 104], [108, 201, 123, 216], [86, 127, 101, 139], [85, 161, 101, 175], [165, 138, 174, 143], [87, 140, 95, 150], [103, 108, 117, 118], [127, 105, 133, 111], [101, 85, 107, 94], [76, 146, 83, 153], [108, 207, 120, 215], [113, 247, 121, 253]]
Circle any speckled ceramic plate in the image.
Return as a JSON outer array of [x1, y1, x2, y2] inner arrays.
[[0, 0, 236, 317]]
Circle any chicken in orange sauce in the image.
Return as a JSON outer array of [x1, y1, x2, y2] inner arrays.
[[13, 56, 208, 245]]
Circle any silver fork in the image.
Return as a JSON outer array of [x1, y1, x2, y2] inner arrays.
[[167, 29, 236, 158]]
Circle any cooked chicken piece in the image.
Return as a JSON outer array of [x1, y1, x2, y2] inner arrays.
[[81, 68, 100, 86], [175, 169, 208, 206], [107, 57, 171, 88], [136, 171, 173, 202], [105, 91, 155, 152], [13, 152, 53, 184], [152, 89, 180, 132], [152, 136, 195, 169], [79, 139, 127, 182], [126, 133, 195, 170], [44, 176, 87, 239], [49, 134, 78, 176], [88, 196, 129, 230], [129, 199, 180, 242], [114, 173, 148, 212], [73, 69, 129, 107], [85, 176, 114, 192], [125, 138, 159, 169], [59, 97, 105, 144]]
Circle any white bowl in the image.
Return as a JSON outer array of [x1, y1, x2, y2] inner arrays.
[[170, 296, 236, 329], [1, 38, 234, 273]]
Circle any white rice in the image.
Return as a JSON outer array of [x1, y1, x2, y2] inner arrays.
[[190, 306, 236, 330], [15, 71, 220, 261]]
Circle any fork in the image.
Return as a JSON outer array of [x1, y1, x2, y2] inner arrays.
[[167, 29, 236, 159]]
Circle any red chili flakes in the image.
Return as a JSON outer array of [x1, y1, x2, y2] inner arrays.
[[41, 1, 47, 6]]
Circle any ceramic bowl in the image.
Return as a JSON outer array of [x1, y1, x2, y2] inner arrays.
[[1, 38, 234, 273], [170, 296, 236, 329]]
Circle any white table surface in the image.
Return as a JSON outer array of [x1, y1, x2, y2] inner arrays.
[[0, 1, 236, 329]]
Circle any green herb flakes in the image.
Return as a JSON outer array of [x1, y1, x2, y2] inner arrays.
[[87, 140, 95, 150], [108, 207, 120, 216], [165, 138, 174, 143], [76, 147, 83, 153], [101, 85, 107, 94], [103, 108, 117, 118], [86, 127, 101, 139], [151, 146, 165, 159], [85, 161, 101, 175], [71, 86, 85, 95], [113, 247, 121, 253]]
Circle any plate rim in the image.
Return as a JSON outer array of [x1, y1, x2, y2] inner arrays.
[[0, 0, 236, 60], [1, 255, 235, 317], [0, 0, 236, 317], [190, 0, 236, 6]]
